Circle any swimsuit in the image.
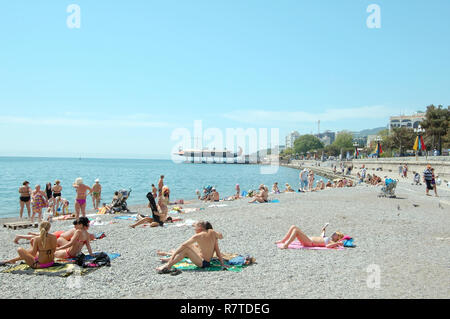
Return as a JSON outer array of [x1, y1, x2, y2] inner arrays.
[[92, 192, 100, 199], [20, 196, 31, 202], [32, 194, 47, 210], [76, 198, 86, 206], [53, 192, 62, 198], [33, 258, 55, 269], [53, 231, 64, 239]]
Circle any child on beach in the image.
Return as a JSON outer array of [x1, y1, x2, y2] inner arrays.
[[272, 182, 280, 194]]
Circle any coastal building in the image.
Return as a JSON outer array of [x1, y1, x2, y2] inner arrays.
[[285, 131, 300, 149], [315, 130, 335, 146], [389, 112, 426, 131]]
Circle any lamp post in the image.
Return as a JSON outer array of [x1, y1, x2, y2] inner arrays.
[[414, 125, 425, 160]]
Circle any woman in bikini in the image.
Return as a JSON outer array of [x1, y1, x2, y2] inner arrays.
[[130, 186, 172, 228], [52, 180, 63, 214], [19, 181, 32, 219], [54, 217, 93, 259], [73, 177, 93, 219], [276, 224, 344, 249], [1, 221, 57, 269], [31, 185, 48, 223], [13, 219, 95, 246]]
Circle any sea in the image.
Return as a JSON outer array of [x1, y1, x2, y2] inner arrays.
[[0, 157, 326, 218]]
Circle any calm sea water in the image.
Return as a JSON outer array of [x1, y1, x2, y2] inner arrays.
[[0, 157, 325, 218]]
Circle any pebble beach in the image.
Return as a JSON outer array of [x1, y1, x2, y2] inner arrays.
[[0, 180, 449, 299]]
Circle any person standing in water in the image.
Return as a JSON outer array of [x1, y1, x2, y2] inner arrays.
[[91, 179, 102, 210], [73, 178, 92, 219], [19, 181, 32, 219], [158, 175, 165, 197]]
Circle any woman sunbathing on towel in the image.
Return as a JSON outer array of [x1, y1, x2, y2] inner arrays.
[[276, 224, 344, 249], [54, 217, 93, 259], [156, 221, 227, 273], [1, 221, 57, 268]]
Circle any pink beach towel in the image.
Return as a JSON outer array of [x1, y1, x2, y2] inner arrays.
[[277, 240, 344, 250]]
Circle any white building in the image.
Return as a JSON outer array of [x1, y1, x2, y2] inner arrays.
[[389, 112, 426, 131], [285, 131, 300, 149]]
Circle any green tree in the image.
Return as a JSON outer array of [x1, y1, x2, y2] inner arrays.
[[382, 127, 416, 155], [420, 105, 450, 153], [333, 131, 354, 149], [323, 144, 340, 156], [294, 135, 324, 154]]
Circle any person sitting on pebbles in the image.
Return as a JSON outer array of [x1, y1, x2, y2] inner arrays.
[[54, 217, 94, 259], [276, 223, 345, 249], [1, 221, 57, 268], [130, 186, 172, 228], [284, 183, 295, 192], [249, 184, 269, 203], [156, 221, 227, 274], [13, 220, 95, 246], [208, 188, 220, 202]]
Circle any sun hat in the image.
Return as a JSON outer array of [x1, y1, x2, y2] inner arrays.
[[75, 177, 83, 185], [95, 179, 100, 183]]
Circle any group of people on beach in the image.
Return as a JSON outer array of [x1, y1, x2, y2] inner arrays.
[[18, 178, 103, 223], [1, 217, 94, 268]]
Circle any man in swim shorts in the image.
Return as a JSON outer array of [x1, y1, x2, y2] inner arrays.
[[156, 221, 226, 273], [91, 179, 102, 209]]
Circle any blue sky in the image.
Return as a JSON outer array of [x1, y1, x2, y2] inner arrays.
[[0, 0, 449, 158]]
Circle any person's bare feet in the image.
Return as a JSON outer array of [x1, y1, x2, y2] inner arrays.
[[159, 257, 170, 263], [13, 236, 20, 244], [280, 243, 289, 249]]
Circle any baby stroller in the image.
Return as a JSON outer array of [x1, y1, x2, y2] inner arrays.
[[110, 188, 132, 213], [378, 179, 397, 198]]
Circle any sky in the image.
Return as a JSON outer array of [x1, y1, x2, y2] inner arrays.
[[0, 0, 449, 159]]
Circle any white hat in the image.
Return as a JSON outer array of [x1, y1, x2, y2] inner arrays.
[[95, 179, 100, 183], [75, 177, 83, 185]]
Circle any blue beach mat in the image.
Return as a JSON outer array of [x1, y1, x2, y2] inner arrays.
[[251, 199, 280, 204]]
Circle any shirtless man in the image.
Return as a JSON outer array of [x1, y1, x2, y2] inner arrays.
[[91, 179, 102, 209], [19, 181, 32, 219], [156, 221, 226, 273], [209, 188, 220, 202], [73, 177, 93, 219], [158, 175, 165, 196], [51, 180, 63, 214]]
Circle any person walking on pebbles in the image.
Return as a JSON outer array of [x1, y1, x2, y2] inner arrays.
[[91, 179, 102, 209]]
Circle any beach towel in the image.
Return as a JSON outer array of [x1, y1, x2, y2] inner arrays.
[[276, 240, 344, 250], [1, 263, 76, 277], [172, 258, 246, 272], [95, 232, 106, 240], [251, 199, 280, 204]]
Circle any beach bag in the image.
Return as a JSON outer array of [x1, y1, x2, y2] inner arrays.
[[75, 253, 86, 266], [82, 252, 111, 268], [343, 238, 356, 248]]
